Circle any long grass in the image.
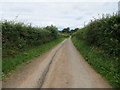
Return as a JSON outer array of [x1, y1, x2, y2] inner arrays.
[[72, 38, 120, 88], [2, 38, 64, 79]]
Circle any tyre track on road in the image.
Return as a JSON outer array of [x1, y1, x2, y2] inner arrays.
[[39, 39, 67, 88]]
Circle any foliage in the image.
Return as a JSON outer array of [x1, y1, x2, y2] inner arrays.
[[44, 25, 59, 39], [74, 14, 120, 58], [2, 21, 59, 57], [2, 38, 64, 78], [73, 14, 120, 88], [62, 27, 70, 33], [72, 38, 120, 88]]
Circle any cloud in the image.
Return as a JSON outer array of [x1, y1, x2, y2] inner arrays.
[[0, 0, 119, 2], [1, 2, 118, 30]]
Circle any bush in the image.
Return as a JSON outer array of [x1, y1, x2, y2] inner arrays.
[[73, 15, 120, 88], [2, 20, 59, 57], [44, 25, 59, 39], [74, 14, 120, 57], [72, 38, 120, 88]]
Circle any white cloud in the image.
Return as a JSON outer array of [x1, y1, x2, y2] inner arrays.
[[0, 2, 118, 30], [0, 0, 119, 2]]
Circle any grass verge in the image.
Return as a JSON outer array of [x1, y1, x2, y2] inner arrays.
[[2, 38, 64, 79], [72, 38, 120, 88]]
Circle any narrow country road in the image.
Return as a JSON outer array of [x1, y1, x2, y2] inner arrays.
[[3, 39, 111, 88]]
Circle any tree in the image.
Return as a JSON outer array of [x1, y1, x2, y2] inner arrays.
[[62, 27, 70, 33], [44, 25, 59, 39], [74, 28, 79, 32]]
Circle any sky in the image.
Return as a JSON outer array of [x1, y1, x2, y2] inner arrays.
[[0, 0, 119, 30]]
